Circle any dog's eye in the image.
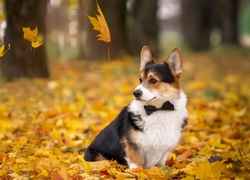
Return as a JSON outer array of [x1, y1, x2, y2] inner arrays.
[[139, 78, 142, 83], [149, 78, 157, 84]]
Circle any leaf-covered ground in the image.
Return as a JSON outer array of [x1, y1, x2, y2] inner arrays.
[[0, 50, 250, 179]]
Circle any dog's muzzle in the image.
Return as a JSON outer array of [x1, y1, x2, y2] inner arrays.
[[133, 89, 142, 99]]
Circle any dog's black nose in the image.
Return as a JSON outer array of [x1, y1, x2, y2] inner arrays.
[[133, 89, 142, 98]]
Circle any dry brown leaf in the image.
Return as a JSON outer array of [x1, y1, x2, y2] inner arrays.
[[177, 150, 193, 162]]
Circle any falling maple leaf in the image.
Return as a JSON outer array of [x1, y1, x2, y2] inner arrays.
[[0, 43, 11, 69], [0, 43, 10, 57], [87, 1, 111, 60], [23, 26, 43, 54], [23, 27, 37, 42]]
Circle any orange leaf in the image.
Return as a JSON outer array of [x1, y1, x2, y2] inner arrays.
[[87, 2, 111, 43], [177, 150, 193, 162], [87, 1, 111, 60], [49, 171, 64, 180], [58, 166, 69, 180]]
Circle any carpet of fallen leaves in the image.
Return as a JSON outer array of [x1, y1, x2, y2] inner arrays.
[[0, 50, 250, 179]]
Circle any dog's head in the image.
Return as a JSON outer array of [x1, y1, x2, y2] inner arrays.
[[133, 46, 183, 107]]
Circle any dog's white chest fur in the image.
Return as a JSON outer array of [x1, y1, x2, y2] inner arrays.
[[128, 91, 188, 168]]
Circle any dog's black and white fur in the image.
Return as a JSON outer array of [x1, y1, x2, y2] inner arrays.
[[84, 46, 188, 168]]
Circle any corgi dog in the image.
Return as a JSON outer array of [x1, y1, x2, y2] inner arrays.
[[84, 46, 188, 168]]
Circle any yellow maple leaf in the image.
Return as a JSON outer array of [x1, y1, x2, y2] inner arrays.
[[32, 40, 43, 48], [0, 43, 10, 57], [58, 166, 69, 180], [192, 159, 225, 179], [33, 34, 44, 48], [35, 169, 48, 178], [0, 43, 11, 69], [87, 160, 111, 172], [108, 167, 135, 179], [0, 45, 4, 57], [87, 1, 111, 60], [23, 27, 38, 42], [23, 26, 43, 50], [87, 2, 111, 43], [78, 156, 92, 174]]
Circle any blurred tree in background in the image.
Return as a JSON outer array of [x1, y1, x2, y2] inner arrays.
[[181, 0, 240, 51], [181, 0, 214, 50], [127, 0, 159, 57], [77, 0, 86, 59], [219, 0, 239, 44], [2, 0, 49, 80]]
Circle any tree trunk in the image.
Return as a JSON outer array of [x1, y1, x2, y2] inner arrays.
[[84, 0, 127, 60], [129, 0, 159, 57], [218, 0, 239, 44], [2, 0, 49, 80], [181, 0, 240, 50], [181, 0, 214, 51], [78, 0, 86, 59]]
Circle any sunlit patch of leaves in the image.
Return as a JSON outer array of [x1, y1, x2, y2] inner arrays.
[[0, 53, 250, 179]]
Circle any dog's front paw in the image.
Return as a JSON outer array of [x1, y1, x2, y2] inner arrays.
[[128, 162, 139, 169]]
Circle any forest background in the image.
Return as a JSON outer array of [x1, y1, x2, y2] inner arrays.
[[0, 0, 250, 179]]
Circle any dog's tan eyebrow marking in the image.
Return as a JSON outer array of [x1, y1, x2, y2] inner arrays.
[[147, 72, 161, 81], [148, 72, 156, 77]]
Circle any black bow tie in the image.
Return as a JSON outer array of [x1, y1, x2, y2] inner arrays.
[[144, 101, 174, 115]]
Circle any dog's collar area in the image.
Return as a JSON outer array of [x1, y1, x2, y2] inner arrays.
[[144, 101, 174, 115]]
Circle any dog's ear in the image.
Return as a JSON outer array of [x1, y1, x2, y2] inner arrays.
[[140, 46, 155, 71], [165, 48, 182, 77]]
